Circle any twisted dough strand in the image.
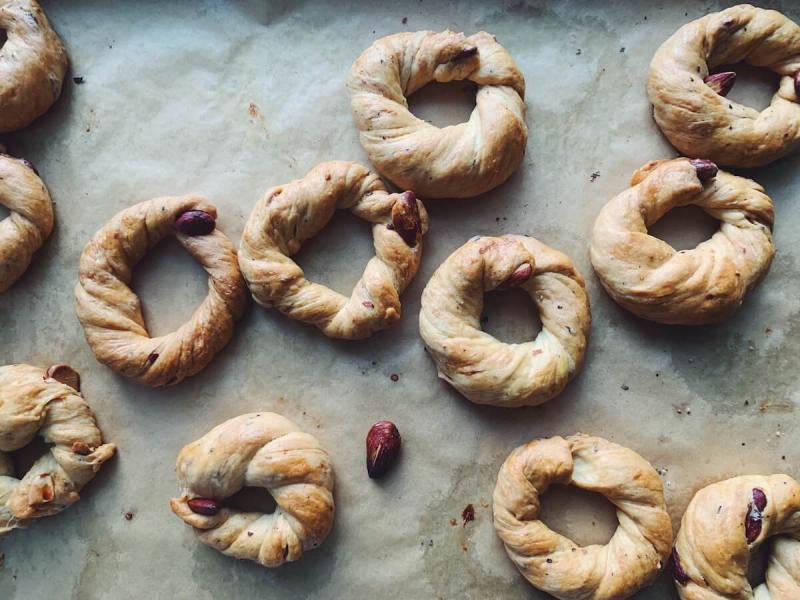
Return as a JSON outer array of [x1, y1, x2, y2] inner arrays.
[[238, 161, 428, 339], [348, 30, 527, 198], [0, 364, 115, 535]]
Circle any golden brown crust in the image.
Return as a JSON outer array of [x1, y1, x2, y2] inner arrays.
[[590, 158, 774, 325], [647, 5, 800, 167], [238, 161, 428, 339], [493, 434, 673, 600], [170, 412, 335, 568], [673, 475, 800, 599], [347, 30, 527, 199], [0, 364, 115, 535], [0, 153, 53, 292], [419, 235, 590, 407], [74, 196, 248, 387], [0, 0, 68, 132]]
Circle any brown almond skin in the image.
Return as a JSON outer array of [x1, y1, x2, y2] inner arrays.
[[391, 191, 421, 247], [498, 263, 533, 290], [187, 498, 220, 515], [46, 364, 81, 391], [367, 421, 401, 479], [704, 71, 736, 97], [689, 159, 718, 183], [175, 210, 216, 236]]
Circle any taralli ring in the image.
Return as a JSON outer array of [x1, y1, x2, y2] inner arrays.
[[648, 5, 800, 167], [170, 412, 335, 568], [493, 434, 673, 600], [75, 196, 248, 387], [347, 30, 527, 199], [0, 0, 68, 132], [238, 161, 428, 339], [0, 153, 53, 292], [419, 235, 590, 407], [0, 364, 115, 535], [671, 475, 800, 599], [590, 158, 774, 325]]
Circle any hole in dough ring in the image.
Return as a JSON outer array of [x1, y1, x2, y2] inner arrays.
[[347, 30, 527, 199], [0, 154, 53, 292], [0, 0, 68, 132], [418, 235, 590, 407], [74, 196, 248, 387], [0, 364, 115, 535], [647, 5, 800, 167], [590, 158, 774, 325], [671, 474, 800, 599], [170, 412, 335, 568], [238, 161, 429, 340], [492, 434, 673, 600]]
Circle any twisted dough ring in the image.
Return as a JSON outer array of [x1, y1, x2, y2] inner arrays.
[[671, 475, 800, 599], [590, 158, 774, 325], [170, 412, 335, 568], [0, 0, 68, 132], [648, 5, 800, 167], [347, 30, 527, 199], [0, 153, 53, 292], [418, 235, 590, 407], [238, 161, 428, 339], [75, 196, 248, 387], [493, 434, 673, 600], [0, 364, 115, 535]]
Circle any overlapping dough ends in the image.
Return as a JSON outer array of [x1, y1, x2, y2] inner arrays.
[[347, 30, 527, 199], [672, 475, 800, 599], [647, 4, 800, 167], [0, 364, 115, 534], [0, 0, 68, 132], [0, 154, 53, 292], [170, 413, 335, 568], [590, 158, 774, 325]]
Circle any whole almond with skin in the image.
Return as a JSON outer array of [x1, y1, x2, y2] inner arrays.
[[704, 71, 736, 97], [46, 364, 81, 391], [391, 191, 421, 247], [175, 210, 216, 236], [498, 263, 533, 290], [689, 159, 718, 183], [187, 498, 220, 515], [366, 421, 401, 479]]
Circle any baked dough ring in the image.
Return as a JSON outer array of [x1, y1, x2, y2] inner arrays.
[[0, 0, 68, 132], [75, 196, 248, 387], [493, 434, 673, 600], [590, 158, 774, 325], [347, 30, 527, 199], [170, 412, 335, 568], [0, 364, 115, 535], [238, 161, 428, 339], [418, 235, 590, 407], [648, 5, 800, 167], [0, 153, 53, 292], [671, 475, 800, 599]]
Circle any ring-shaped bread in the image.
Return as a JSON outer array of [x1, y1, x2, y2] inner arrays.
[[74, 196, 248, 387], [493, 434, 673, 600], [648, 4, 800, 167], [170, 412, 335, 568], [418, 235, 590, 407], [590, 158, 774, 325], [347, 30, 527, 199], [671, 475, 800, 599], [238, 161, 428, 340], [0, 364, 115, 535], [0, 0, 68, 132], [0, 153, 53, 292]]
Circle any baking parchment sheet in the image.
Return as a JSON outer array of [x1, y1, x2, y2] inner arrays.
[[1, 1, 799, 598]]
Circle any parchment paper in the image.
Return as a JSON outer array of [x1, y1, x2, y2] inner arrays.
[[2, 1, 799, 598]]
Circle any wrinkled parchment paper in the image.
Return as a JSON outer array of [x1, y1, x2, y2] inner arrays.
[[2, 1, 800, 598]]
